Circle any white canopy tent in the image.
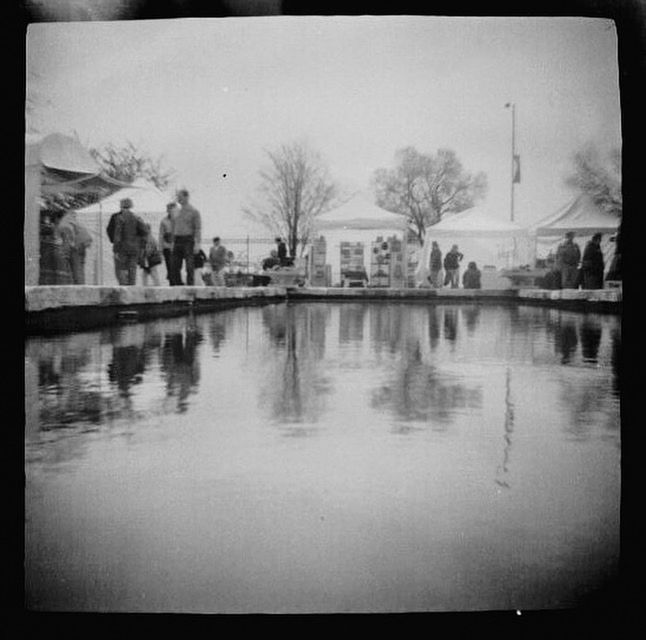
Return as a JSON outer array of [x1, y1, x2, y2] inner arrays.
[[76, 178, 175, 285], [529, 195, 620, 274], [415, 207, 532, 286], [25, 132, 127, 285], [312, 193, 409, 285]]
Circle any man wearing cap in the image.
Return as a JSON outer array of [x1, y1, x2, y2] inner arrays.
[[170, 189, 202, 286], [111, 198, 147, 285], [556, 231, 581, 289], [107, 198, 130, 283]]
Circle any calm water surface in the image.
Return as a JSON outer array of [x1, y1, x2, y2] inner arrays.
[[24, 302, 621, 613]]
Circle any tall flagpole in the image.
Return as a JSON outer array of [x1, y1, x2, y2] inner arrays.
[[505, 102, 518, 266], [506, 102, 516, 223]]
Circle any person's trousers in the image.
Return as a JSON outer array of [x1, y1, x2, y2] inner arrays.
[[163, 248, 173, 283], [114, 253, 138, 285], [429, 268, 443, 288], [142, 266, 161, 286], [446, 268, 460, 288], [171, 236, 195, 285], [212, 268, 226, 286]]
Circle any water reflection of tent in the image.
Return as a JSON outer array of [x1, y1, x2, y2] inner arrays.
[[313, 193, 409, 285], [416, 206, 532, 285], [529, 195, 620, 273], [25, 132, 129, 285], [76, 178, 174, 285]]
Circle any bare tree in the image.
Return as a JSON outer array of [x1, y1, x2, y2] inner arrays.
[[42, 141, 176, 215], [373, 147, 487, 244], [91, 140, 176, 190], [565, 142, 622, 217], [243, 141, 338, 257]]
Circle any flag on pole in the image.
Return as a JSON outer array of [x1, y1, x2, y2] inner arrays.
[[513, 154, 521, 183]]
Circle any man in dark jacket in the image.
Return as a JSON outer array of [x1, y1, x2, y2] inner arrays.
[[581, 233, 605, 289], [106, 201, 127, 283], [556, 231, 581, 289], [113, 198, 147, 285], [443, 244, 464, 288]]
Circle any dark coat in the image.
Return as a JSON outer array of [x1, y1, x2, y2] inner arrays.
[[582, 240, 604, 273], [462, 267, 481, 289], [429, 246, 442, 270]]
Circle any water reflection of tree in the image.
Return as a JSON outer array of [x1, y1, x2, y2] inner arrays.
[[159, 319, 203, 414], [371, 336, 482, 430], [259, 304, 331, 431]]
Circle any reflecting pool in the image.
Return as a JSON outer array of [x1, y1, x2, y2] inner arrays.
[[24, 302, 621, 613]]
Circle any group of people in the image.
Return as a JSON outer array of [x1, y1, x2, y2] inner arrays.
[[261, 237, 292, 271], [542, 231, 615, 290], [427, 242, 482, 289], [106, 189, 230, 287], [39, 209, 94, 285], [108, 189, 203, 286]]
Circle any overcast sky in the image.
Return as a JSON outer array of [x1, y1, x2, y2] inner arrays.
[[26, 16, 621, 238]]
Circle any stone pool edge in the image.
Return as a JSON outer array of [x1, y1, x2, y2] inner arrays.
[[25, 285, 622, 335]]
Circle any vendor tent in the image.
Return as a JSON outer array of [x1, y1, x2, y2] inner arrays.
[[530, 195, 620, 274], [76, 178, 174, 285], [25, 132, 128, 285], [312, 193, 409, 284], [416, 206, 532, 286]]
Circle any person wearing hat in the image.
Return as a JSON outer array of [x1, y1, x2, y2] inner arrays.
[[111, 198, 147, 285], [555, 231, 581, 289]]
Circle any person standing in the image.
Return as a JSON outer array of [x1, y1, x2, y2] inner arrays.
[[556, 231, 581, 289], [581, 233, 605, 289], [275, 237, 289, 266], [159, 202, 177, 284], [107, 201, 128, 283], [170, 189, 201, 285], [443, 244, 464, 288], [209, 237, 228, 286], [428, 241, 443, 288], [139, 223, 162, 286], [462, 261, 482, 289], [58, 209, 93, 284], [39, 210, 72, 284], [113, 198, 147, 285]]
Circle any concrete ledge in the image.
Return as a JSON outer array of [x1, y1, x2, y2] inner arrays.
[[25, 284, 621, 336], [25, 285, 287, 313]]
